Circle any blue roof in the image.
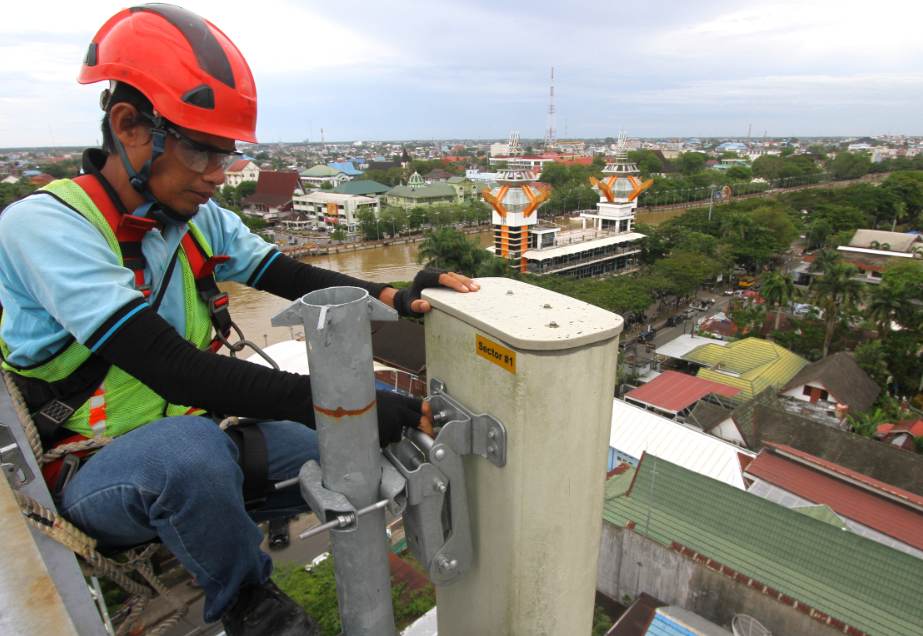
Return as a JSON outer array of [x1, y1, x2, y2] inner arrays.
[[327, 161, 363, 176]]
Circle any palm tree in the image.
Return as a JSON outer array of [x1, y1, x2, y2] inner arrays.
[[760, 270, 795, 331], [808, 248, 840, 275], [867, 281, 903, 335], [811, 262, 864, 357]]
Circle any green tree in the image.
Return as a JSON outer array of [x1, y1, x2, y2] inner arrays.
[[752, 155, 785, 181], [806, 218, 833, 250], [829, 152, 872, 180], [330, 226, 347, 242], [726, 165, 752, 181], [417, 227, 486, 276], [867, 281, 904, 335], [676, 152, 707, 175], [357, 208, 380, 241], [760, 270, 795, 331], [379, 206, 408, 237], [408, 207, 427, 230], [811, 261, 864, 356], [854, 341, 891, 389]]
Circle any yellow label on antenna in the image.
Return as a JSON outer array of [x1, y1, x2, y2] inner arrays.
[[475, 334, 516, 374]]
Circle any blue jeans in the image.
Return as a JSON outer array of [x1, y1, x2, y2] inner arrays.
[[60, 416, 319, 623]]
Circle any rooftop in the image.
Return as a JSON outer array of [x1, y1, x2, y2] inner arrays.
[[846, 229, 921, 253], [655, 334, 728, 360], [604, 454, 923, 636], [523, 231, 645, 260], [624, 370, 740, 415], [745, 444, 923, 552], [684, 338, 807, 401], [731, 391, 923, 496], [609, 399, 754, 489], [780, 351, 879, 413], [332, 179, 391, 196]]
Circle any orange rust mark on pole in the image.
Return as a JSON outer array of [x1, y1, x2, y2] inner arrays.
[[314, 399, 376, 419]]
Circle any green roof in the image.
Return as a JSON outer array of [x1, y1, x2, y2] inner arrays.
[[332, 179, 390, 196], [603, 455, 923, 636], [301, 164, 342, 177], [386, 182, 457, 199], [683, 337, 807, 401], [794, 504, 847, 529]]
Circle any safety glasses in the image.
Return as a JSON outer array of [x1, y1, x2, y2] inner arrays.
[[163, 125, 242, 173]]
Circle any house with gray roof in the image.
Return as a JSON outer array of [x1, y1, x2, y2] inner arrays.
[[778, 351, 880, 425]]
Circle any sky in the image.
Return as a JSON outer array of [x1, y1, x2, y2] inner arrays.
[[2, 0, 923, 147]]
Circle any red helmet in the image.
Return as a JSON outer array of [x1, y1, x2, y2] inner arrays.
[[79, 4, 258, 143]]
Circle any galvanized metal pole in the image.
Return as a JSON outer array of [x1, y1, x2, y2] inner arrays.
[[273, 286, 398, 636]]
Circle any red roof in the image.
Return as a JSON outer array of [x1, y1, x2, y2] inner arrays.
[[876, 419, 923, 438], [226, 158, 252, 173], [242, 170, 300, 208], [624, 370, 740, 414], [747, 444, 923, 551]]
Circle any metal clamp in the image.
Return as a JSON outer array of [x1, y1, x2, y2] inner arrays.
[[0, 422, 34, 490], [384, 378, 507, 585], [297, 455, 407, 538]]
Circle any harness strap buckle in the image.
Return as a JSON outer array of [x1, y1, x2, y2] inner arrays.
[[199, 254, 230, 279], [37, 400, 76, 426], [117, 214, 158, 239], [207, 292, 233, 333]]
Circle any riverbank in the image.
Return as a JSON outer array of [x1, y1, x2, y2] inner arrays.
[[280, 225, 490, 258]]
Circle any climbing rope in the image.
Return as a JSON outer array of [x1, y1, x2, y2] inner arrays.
[[2, 367, 185, 635], [1, 319, 281, 634]]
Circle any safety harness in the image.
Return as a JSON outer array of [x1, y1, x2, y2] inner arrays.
[[1, 172, 269, 505]]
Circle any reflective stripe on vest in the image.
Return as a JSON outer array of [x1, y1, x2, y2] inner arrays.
[[0, 178, 215, 439]]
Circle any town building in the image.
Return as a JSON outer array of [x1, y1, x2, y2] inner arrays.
[[608, 398, 754, 488], [835, 229, 922, 282], [778, 351, 879, 426], [241, 170, 303, 222], [300, 164, 353, 188], [483, 140, 649, 278], [224, 159, 260, 187], [290, 191, 379, 234], [744, 443, 923, 559], [624, 370, 740, 419], [599, 454, 922, 636], [682, 337, 807, 403], [716, 390, 923, 496], [384, 172, 458, 209], [481, 167, 550, 272], [331, 180, 391, 197]]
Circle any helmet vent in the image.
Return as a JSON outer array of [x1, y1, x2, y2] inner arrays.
[[131, 3, 236, 89], [85, 43, 98, 67], [181, 84, 215, 109]]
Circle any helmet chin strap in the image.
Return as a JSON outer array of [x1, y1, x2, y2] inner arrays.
[[108, 114, 166, 203]]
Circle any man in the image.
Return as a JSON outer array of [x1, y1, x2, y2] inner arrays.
[[0, 5, 478, 635]]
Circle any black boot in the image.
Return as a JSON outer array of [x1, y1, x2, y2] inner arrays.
[[268, 517, 291, 551], [221, 579, 320, 636]]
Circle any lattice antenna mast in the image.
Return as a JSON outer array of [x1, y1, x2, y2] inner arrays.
[[544, 66, 556, 150], [508, 130, 522, 156]]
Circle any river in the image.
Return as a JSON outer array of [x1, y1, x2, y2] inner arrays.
[[222, 231, 492, 346]]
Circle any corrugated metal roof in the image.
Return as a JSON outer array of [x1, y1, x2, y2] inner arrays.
[[603, 455, 923, 636], [745, 448, 923, 552], [625, 371, 740, 414], [684, 338, 807, 401], [609, 399, 753, 489], [655, 334, 728, 360]]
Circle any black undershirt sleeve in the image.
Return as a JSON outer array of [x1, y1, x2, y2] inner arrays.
[[95, 305, 318, 426], [250, 251, 389, 301]]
